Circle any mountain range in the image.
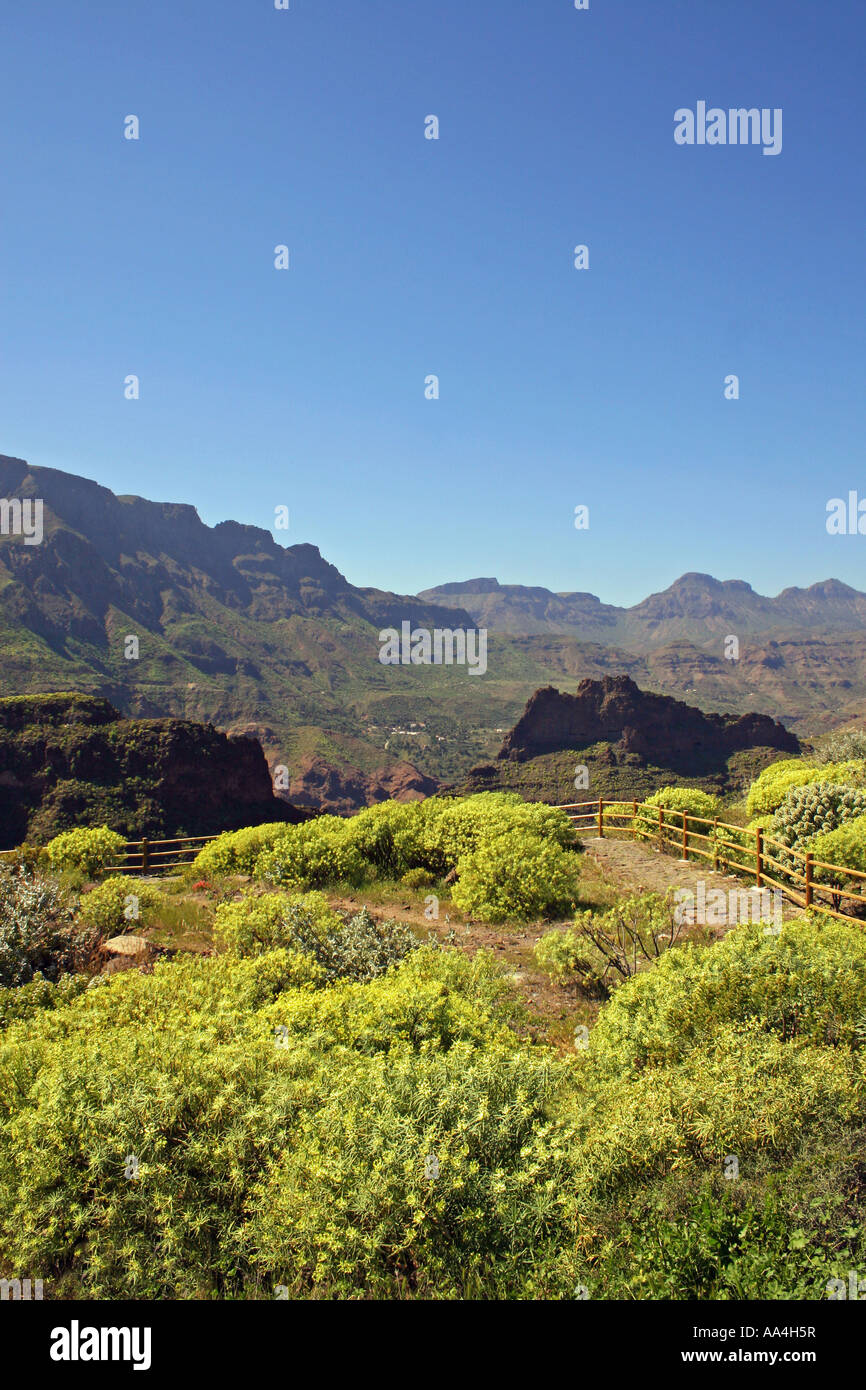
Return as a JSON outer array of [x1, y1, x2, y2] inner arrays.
[[418, 574, 866, 646], [1, 452, 865, 811]]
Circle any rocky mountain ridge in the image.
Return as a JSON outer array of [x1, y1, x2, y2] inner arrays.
[[2, 452, 865, 810], [497, 675, 800, 771], [418, 573, 866, 647]]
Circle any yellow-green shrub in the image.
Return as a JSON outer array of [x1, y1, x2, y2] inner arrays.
[[77, 877, 167, 934], [421, 795, 574, 874], [213, 889, 340, 957], [3, 906, 866, 1300], [645, 787, 721, 817], [215, 889, 420, 983], [400, 867, 435, 889], [46, 826, 125, 878], [247, 1041, 576, 1298], [571, 1020, 860, 1200], [535, 892, 681, 996], [586, 917, 866, 1072], [196, 796, 576, 896], [0, 943, 565, 1300], [257, 945, 520, 1056], [808, 815, 866, 886], [344, 801, 427, 876], [452, 828, 580, 923], [254, 817, 369, 889], [745, 759, 866, 818], [552, 913, 866, 1298], [190, 823, 290, 878], [634, 788, 721, 852]]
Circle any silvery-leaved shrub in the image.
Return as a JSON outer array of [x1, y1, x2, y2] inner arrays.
[[815, 730, 866, 764], [296, 905, 420, 983], [0, 868, 95, 986], [215, 890, 419, 983]]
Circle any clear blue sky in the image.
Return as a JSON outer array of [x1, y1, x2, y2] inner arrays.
[[2, 0, 864, 606]]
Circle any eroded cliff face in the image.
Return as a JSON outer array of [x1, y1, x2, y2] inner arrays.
[[497, 675, 800, 771], [0, 694, 309, 847], [287, 755, 438, 817]]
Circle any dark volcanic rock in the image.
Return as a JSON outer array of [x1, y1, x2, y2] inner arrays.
[[0, 693, 310, 847], [497, 675, 799, 773]]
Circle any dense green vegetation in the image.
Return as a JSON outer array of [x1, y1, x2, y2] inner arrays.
[[459, 743, 786, 806], [1, 883, 864, 1299], [194, 793, 582, 924], [3, 754, 866, 1301], [0, 694, 300, 848]]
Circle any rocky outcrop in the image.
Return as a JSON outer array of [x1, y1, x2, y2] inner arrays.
[[288, 755, 438, 817], [497, 675, 799, 771], [0, 694, 310, 847]]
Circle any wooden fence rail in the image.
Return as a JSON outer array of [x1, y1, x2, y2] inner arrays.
[[105, 834, 221, 875], [556, 798, 866, 925], [0, 832, 221, 876], [2, 801, 866, 913]]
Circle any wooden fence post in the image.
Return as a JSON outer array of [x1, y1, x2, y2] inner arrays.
[[141, 838, 149, 874], [658, 805, 663, 844], [598, 798, 604, 838], [755, 827, 763, 888], [805, 851, 813, 908], [713, 818, 719, 871], [681, 814, 688, 862], [632, 800, 638, 839]]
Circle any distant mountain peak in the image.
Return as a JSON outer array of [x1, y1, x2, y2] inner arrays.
[[787, 578, 861, 599], [664, 572, 756, 595], [421, 577, 501, 595], [419, 566, 866, 645]]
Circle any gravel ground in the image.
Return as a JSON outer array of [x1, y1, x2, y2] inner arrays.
[[578, 834, 802, 920]]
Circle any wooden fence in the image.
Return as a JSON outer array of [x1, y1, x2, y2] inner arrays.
[[0, 833, 220, 876], [556, 798, 866, 925], [2, 802, 866, 913], [104, 834, 221, 875]]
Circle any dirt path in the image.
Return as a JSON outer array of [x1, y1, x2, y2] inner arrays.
[[330, 838, 802, 1052], [578, 834, 801, 920]]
